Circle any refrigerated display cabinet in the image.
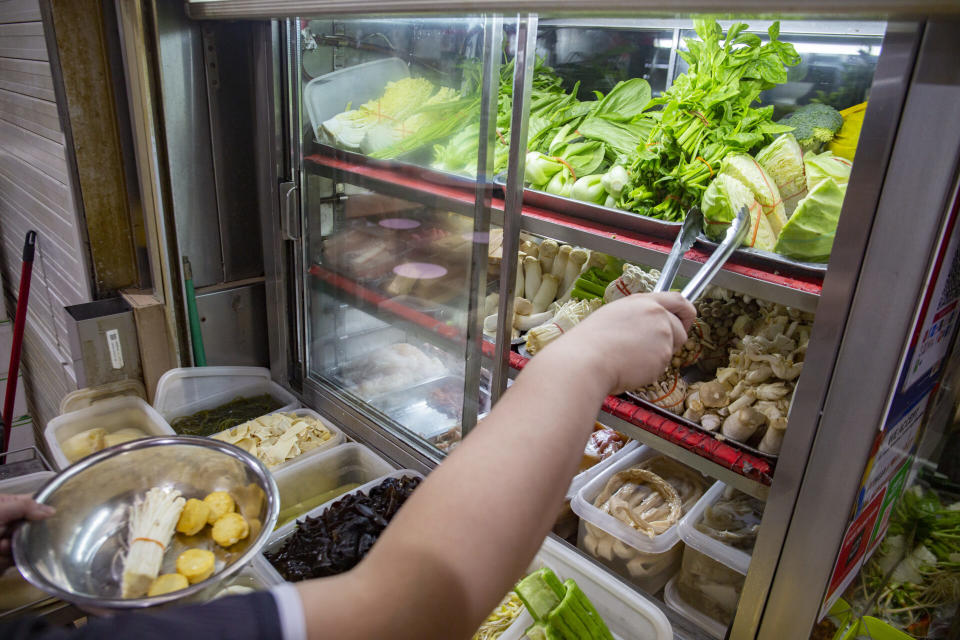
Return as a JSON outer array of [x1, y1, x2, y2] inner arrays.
[[121, 3, 960, 638]]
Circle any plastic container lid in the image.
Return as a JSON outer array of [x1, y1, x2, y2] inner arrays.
[[153, 366, 299, 423], [677, 481, 753, 575], [44, 396, 176, 470], [261, 469, 425, 583], [567, 439, 639, 501], [572, 445, 707, 555], [271, 442, 395, 528], [208, 408, 345, 473], [303, 57, 409, 145], [498, 536, 672, 640], [59, 379, 147, 414], [664, 574, 728, 640]]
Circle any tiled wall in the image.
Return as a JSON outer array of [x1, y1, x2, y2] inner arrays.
[[0, 0, 92, 444]]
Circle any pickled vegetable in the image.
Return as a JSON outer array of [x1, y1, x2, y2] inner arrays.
[[695, 486, 764, 552], [171, 394, 285, 436]]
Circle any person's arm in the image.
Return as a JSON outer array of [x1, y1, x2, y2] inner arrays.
[[296, 292, 695, 640]]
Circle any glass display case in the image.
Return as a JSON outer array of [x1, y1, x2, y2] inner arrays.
[[171, 4, 960, 638]]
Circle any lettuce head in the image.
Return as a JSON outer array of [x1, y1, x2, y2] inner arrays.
[[774, 177, 847, 262], [702, 173, 776, 251]]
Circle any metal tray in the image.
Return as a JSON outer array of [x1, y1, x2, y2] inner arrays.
[[695, 233, 828, 278], [623, 389, 778, 462], [494, 178, 683, 241], [306, 141, 486, 193]]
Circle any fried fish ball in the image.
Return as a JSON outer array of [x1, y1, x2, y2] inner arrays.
[[203, 491, 235, 525], [147, 573, 189, 596], [176, 498, 211, 536], [211, 512, 250, 548], [176, 549, 216, 584]]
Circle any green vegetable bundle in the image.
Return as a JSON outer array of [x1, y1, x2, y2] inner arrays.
[[515, 568, 614, 640], [623, 20, 799, 221]]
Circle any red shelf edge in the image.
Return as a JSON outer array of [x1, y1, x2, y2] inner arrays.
[[305, 149, 822, 298], [311, 263, 772, 486]]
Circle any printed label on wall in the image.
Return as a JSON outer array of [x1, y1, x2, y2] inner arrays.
[[106, 329, 123, 370]]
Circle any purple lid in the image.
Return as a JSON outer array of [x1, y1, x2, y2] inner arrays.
[[379, 218, 421, 230], [393, 262, 448, 279]]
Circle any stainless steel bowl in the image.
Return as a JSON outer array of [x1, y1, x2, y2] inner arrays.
[[13, 436, 279, 611]]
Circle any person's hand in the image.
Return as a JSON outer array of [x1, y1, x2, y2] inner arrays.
[[0, 493, 55, 572], [554, 292, 697, 394]]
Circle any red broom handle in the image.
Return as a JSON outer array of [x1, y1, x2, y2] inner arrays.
[[2, 231, 36, 453]]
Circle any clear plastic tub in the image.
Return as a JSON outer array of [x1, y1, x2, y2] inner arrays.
[[153, 366, 299, 425], [664, 574, 728, 640], [567, 439, 640, 501], [45, 396, 175, 470], [196, 557, 284, 602], [495, 536, 672, 640], [271, 442, 395, 530], [677, 481, 759, 575], [665, 546, 746, 637], [571, 445, 710, 594], [0, 471, 56, 612], [262, 469, 424, 581], [59, 379, 147, 414], [209, 408, 345, 473]]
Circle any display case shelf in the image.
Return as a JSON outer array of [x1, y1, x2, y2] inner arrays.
[[304, 147, 821, 313], [310, 262, 771, 498]]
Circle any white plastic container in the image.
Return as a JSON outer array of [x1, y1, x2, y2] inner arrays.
[[209, 408, 345, 473], [59, 379, 147, 414], [304, 57, 409, 145], [664, 546, 746, 638], [153, 366, 299, 427], [567, 439, 640, 501], [271, 442, 395, 529], [571, 445, 710, 594], [497, 536, 672, 640], [198, 556, 284, 602], [45, 396, 175, 470], [677, 481, 756, 575], [262, 469, 424, 581], [663, 574, 727, 640]]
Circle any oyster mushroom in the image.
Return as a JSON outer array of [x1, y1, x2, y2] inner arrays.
[[722, 407, 767, 441]]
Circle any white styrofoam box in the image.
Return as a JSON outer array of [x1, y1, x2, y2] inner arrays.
[[676, 482, 754, 575], [271, 442, 395, 530], [0, 470, 54, 495], [44, 396, 175, 470], [262, 469, 424, 581], [209, 408, 345, 474], [663, 575, 727, 640], [153, 366, 299, 425], [567, 439, 640, 501], [6, 415, 35, 462], [0, 374, 28, 421], [304, 57, 409, 145], [571, 445, 711, 594], [497, 536, 672, 640]]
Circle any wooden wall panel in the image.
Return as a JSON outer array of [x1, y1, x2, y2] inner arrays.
[[0, 0, 92, 439]]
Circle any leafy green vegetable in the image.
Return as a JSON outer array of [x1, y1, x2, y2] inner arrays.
[[756, 133, 807, 215], [776, 102, 844, 153], [805, 150, 853, 191], [702, 173, 774, 250], [571, 174, 607, 204], [624, 20, 799, 221], [774, 177, 846, 261], [718, 153, 787, 235]]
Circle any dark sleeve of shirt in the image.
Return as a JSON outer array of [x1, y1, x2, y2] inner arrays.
[[0, 592, 284, 640]]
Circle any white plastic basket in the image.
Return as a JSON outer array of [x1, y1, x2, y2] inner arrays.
[[497, 536, 672, 640], [153, 366, 299, 427], [209, 408, 345, 473], [676, 481, 754, 575], [262, 469, 425, 582], [45, 396, 175, 470]]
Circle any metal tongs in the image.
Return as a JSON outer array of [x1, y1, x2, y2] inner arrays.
[[652, 206, 750, 302]]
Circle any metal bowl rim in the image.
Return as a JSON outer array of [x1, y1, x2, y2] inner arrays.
[[12, 435, 280, 609]]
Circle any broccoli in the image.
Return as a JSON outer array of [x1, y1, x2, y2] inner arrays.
[[776, 103, 844, 152]]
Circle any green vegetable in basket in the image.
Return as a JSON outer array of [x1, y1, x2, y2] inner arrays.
[[774, 177, 847, 262], [514, 568, 614, 640]]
